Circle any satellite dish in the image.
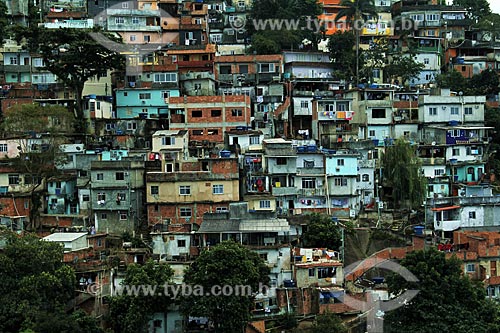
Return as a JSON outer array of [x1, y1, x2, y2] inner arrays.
[[482, 32, 492, 42], [431, 141, 436, 146]]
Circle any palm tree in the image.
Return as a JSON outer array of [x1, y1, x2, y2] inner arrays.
[[334, 0, 378, 85]]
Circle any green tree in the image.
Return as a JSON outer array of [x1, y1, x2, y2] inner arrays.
[[249, 0, 323, 54], [302, 213, 342, 250], [108, 259, 174, 333], [381, 139, 427, 210], [1, 104, 72, 230], [453, 0, 491, 20], [0, 232, 102, 332], [334, 0, 378, 85], [385, 54, 425, 86], [385, 248, 500, 333], [181, 241, 270, 333], [311, 311, 347, 333], [435, 70, 469, 93], [469, 69, 500, 97], [328, 31, 357, 80], [33, 27, 124, 133]]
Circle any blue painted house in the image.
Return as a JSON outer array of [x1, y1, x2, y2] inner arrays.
[[115, 88, 180, 119]]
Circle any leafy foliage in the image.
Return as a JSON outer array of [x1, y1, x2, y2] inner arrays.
[[436, 69, 500, 97], [24, 27, 124, 133], [385, 248, 500, 333], [311, 311, 347, 333], [334, 0, 378, 84], [302, 213, 342, 250], [328, 31, 356, 80], [0, 232, 102, 332], [108, 259, 174, 333], [453, 0, 491, 20], [381, 139, 427, 209], [385, 54, 425, 86], [181, 241, 270, 333], [249, 0, 323, 54]]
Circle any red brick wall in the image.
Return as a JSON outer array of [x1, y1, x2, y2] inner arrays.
[[0, 196, 30, 217], [147, 202, 231, 226]]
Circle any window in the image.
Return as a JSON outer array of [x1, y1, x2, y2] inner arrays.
[[452, 148, 460, 156], [132, 17, 139, 25], [97, 193, 106, 201], [317, 267, 335, 279], [179, 185, 191, 195], [429, 107, 437, 116], [115, 17, 124, 24], [302, 178, 316, 189], [231, 109, 242, 117], [82, 194, 90, 202], [372, 108, 386, 118], [127, 122, 137, 130], [334, 177, 347, 186], [337, 159, 344, 166], [239, 64, 248, 73], [450, 129, 460, 137], [434, 169, 445, 176], [139, 93, 151, 99], [303, 160, 315, 168], [362, 174, 370, 181], [116, 172, 125, 180], [308, 268, 315, 277], [216, 207, 228, 213], [469, 211, 476, 219], [450, 107, 459, 115], [119, 212, 127, 220], [325, 104, 335, 112], [121, 2, 128, 8], [300, 100, 309, 108], [276, 157, 287, 165], [192, 129, 203, 136], [259, 200, 271, 209], [207, 129, 218, 135], [464, 107, 473, 115], [117, 193, 126, 201], [144, 35, 150, 42], [180, 207, 192, 217], [161, 137, 175, 145], [250, 136, 260, 145], [8, 57, 17, 65], [96, 173, 104, 181], [466, 263, 475, 272], [8, 174, 19, 185], [177, 239, 186, 247], [212, 184, 224, 194], [151, 186, 159, 195], [369, 130, 376, 137], [101, 213, 107, 220], [192, 110, 202, 117], [211, 109, 221, 117], [424, 58, 429, 65], [0, 144, 7, 152], [259, 63, 275, 73], [154, 73, 177, 82]]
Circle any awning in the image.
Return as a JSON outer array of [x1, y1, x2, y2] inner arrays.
[[431, 205, 460, 212]]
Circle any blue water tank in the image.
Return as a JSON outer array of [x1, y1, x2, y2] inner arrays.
[[456, 57, 465, 64], [297, 146, 306, 153], [449, 120, 458, 126], [220, 150, 231, 158], [307, 145, 317, 152], [414, 225, 424, 236]]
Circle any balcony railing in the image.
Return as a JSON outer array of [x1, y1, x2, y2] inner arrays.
[[271, 187, 298, 196], [298, 188, 326, 196]]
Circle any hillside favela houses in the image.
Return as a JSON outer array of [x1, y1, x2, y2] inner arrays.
[[2, 0, 500, 332]]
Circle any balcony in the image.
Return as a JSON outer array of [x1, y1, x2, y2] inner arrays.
[[272, 187, 298, 196], [298, 188, 326, 196], [419, 157, 445, 165], [318, 111, 354, 121], [107, 24, 162, 32], [4, 65, 31, 72], [177, 60, 213, 68], [434, 220, 460, 231], [106, 9, 160, 16], [358, 159, 375, 168]]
